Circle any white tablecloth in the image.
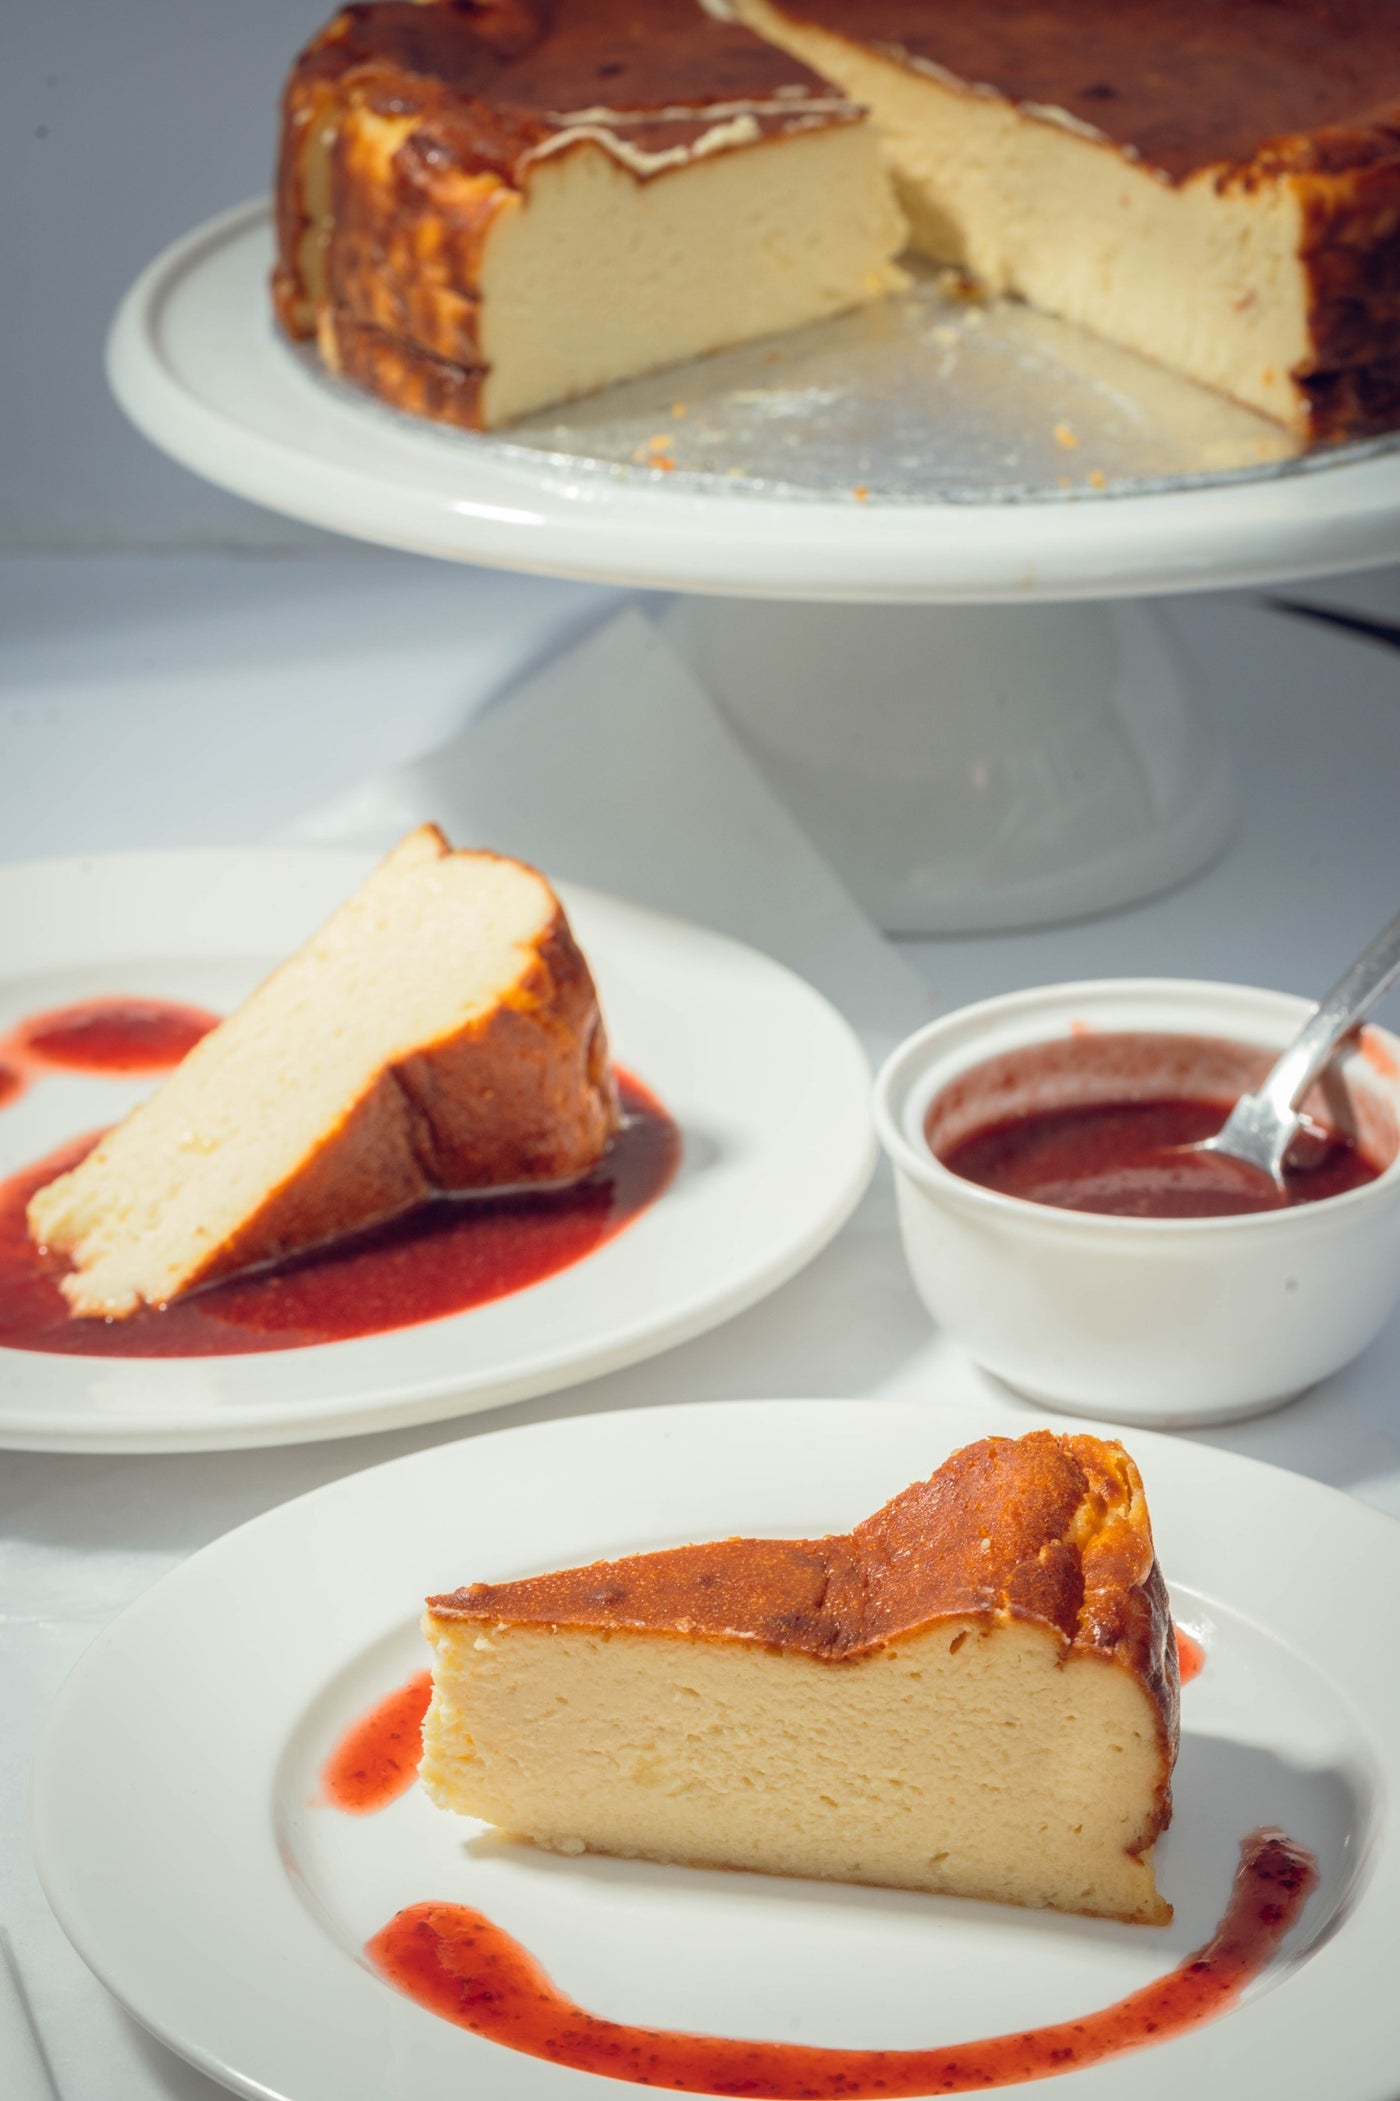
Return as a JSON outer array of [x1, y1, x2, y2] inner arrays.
[[4, 557, 1400, 2100]]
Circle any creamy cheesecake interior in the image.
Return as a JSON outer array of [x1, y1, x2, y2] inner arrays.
[[437, 121, 903, 429]]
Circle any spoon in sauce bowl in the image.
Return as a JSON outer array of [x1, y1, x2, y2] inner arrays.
[[1189, 909, 1400, 1194]]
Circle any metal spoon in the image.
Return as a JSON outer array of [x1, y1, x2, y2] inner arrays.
[[1194, 909, 1400, 1191]]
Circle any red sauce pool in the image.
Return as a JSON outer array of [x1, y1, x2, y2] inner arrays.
[[0, 995, 216, 1111], [0, 1072, 679, 1356], [13, 996, 219, 1074], [323, 1672, 433, 1814], [366, 1829, 1316, 2096], [1176, 1627, 1206, 1685], [938, 1096, 1380, 1219]]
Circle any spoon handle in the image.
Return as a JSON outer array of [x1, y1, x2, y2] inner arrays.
[[1256, 908, 1400, 1129]]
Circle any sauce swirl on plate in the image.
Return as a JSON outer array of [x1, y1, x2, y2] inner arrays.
[[367, 1830, 1316, 2095]]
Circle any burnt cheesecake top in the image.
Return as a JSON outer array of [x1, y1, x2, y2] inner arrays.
[[762, 0, 1400, 184], [288, 0, 863, 184]]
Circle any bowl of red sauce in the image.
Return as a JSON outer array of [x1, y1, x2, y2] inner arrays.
[[874, 979, 1400, 1425]]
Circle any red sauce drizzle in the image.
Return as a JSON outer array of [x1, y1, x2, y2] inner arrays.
[[938, 1096, 1379, 1219], [14, 997, 219, 1074], [323, 1672, 433, 1814], [366, 1831, 1316, 2096], [0, 1072, 679, 1357], [0, 996, 217, 1110], [1176, 1626, 1207, 1685]]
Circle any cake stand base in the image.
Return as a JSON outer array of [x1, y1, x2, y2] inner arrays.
[[661, 599, 1233, 934]]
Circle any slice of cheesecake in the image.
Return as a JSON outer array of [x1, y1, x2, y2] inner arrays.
[[273, 0, 907, 431], [422, 1430, 1178, 1924], [732, 0, 1400, 439], [28, 826, 617, 1318]]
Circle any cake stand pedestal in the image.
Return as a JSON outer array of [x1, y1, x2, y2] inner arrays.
[[661, 598, 1229, 932], [106, 202, 1400, 931]]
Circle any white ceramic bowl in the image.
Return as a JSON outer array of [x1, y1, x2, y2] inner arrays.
[[874, 979, 1400, 1426]]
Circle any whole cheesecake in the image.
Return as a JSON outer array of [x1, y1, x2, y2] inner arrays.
[[274, 0, 906, 430], [731, 0, 1400, 440], [275, 0, 1400, 442], [421, 1431, 1179, 1924]]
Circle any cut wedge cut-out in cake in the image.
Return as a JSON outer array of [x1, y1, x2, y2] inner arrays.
[[731, 0, 1400, 439], [422, 1430, 1179, 1925], [28, 826, 617, 1317]]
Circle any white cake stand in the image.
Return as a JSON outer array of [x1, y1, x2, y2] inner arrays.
[[108, 201, 1400, 930]]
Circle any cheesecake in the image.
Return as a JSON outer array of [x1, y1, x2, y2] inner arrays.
[[28, 827, 617, 1318], [421, 1430, 1178, 1924], [275, 0, 1400, 443], [273, 0, 906, 431], [732, 0, 1400, 440]]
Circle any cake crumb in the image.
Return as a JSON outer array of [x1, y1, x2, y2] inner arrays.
[[853, 484, 870, 502], [937, 267, 984, 303], [636, 433, 677, 473], [1086, 468, 1108, 488], [1053, 421, 1079, 451]]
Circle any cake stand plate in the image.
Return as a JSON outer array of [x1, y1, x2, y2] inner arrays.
[[107, 202, 1400, 929], [108, 201, 1400, 604]]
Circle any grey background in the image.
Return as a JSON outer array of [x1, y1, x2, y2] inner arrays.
[[7, 0, 334, 552]]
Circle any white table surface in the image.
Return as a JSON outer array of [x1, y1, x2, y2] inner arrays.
[[9, 2, 1400, 2089], [3, 549, 1400, 2101]]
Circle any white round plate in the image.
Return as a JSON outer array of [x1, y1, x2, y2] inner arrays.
[[0, 854, 872, 1452], [32, 1399, 1400, 2101], [108, 203, 1400, 603]]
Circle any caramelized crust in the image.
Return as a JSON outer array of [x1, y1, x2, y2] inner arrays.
[[763, 0, 1400, 187], [316, 308, 489, 429], [285, 0, 853, 163], [432, 1431, 1178, 1718]]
